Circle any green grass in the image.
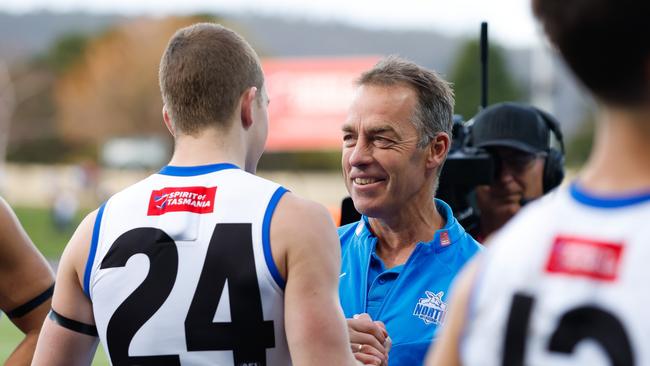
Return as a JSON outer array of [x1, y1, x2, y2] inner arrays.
[[13, 206, 87, 260], [0, 315, 110, 364]]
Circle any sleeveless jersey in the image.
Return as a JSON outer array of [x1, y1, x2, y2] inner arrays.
[[84, 163, 291, 366], [462, 183, 650, 366]]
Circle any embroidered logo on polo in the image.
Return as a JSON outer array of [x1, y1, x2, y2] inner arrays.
[[413, 291, 447, 325], [147, 186, 217, 216]]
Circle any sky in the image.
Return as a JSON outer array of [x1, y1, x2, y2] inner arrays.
[[0, 0, 544, 48]]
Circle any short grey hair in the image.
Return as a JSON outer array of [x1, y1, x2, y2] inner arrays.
[[357, 55, 454, 148]]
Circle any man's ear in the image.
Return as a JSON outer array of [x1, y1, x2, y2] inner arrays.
[[162, 106, 175, 137], [240, 86, 258, 130], [426, 132, 451, 170]]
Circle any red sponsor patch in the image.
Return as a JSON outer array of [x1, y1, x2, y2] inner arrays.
[[440, 231, 451, 247], [147, 186, 217, 216], [545, 235, 624, 281]]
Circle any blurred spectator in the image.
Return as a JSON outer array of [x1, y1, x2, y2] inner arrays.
[[51, 189, 78, 231]]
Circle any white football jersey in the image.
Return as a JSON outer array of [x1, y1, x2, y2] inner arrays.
[[84, 163, 291, 366], [462, 183, 650, 366]]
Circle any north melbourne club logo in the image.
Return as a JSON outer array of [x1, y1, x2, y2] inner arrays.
[[413, 291, 447, 325]]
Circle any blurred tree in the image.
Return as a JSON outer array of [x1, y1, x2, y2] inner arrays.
[[6, 31, 89, 164], [565, 114, 595, 168], [5, 60, 59, 164], [41, 33, 88, 75], [450, 39, 522, 121], [54, 14, 226, 148]]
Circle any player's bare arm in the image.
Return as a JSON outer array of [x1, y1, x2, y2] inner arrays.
[[425, 257, 481, 366], [32, 210, 100, 366], [271, 193, 366, 366], [0, 197, 55, 365]]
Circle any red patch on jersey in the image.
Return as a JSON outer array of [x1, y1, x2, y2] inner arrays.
[[545, 236, 624, 281], [147, 186, 217, 216], [440, 231, 451, 247]]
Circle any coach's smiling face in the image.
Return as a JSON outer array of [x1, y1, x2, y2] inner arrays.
[[341, 83, 435, 220]]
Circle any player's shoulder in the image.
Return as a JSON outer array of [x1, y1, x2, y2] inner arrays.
[[506, 187, 567, 227], [272, 192, 333, 228], [272, 193, 338, 247], [487, 186, 569, 250], [58, 207, 101, 277]]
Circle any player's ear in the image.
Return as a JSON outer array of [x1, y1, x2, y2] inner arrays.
[[162, 105, 175, 137], [240, 86, 258, 130], [426, 132, 450, 170]]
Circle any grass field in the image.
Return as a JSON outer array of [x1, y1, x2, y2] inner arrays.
[[12, 205, 88, 260]]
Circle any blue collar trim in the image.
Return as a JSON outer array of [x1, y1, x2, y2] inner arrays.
[[158, 163, 240, 177], [357, 198, 462, 251], [570, 181, 650, 208]]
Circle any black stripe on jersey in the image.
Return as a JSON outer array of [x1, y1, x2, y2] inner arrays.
[[49, 309, 98, 337], [502, 293, 534, 366], [6, 283, 54, 318]]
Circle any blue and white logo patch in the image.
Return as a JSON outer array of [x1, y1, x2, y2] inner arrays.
[[413, 291, 447, 325]]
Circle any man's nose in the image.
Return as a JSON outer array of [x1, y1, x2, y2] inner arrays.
[[496, 160, 516, 183], [348, 138, 373, 167]]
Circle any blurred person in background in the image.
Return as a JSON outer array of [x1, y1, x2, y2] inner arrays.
[[468, 102, 565, 242], [0, 197, 54, 365], [428, 0, 650, 364], [338, 56, 482, 366], [33, 23, 366, 366]]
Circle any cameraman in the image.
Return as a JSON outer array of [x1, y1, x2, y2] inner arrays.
[[469, 102, 564, 242]]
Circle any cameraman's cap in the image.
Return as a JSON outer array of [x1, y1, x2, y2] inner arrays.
[[470, 102, 550, 154]]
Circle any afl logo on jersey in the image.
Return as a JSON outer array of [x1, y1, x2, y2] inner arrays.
[[413, 291, 447, 325], [147, 186, 217, 216]]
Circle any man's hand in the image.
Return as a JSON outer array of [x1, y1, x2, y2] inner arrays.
[[347, 313, 391, 366]]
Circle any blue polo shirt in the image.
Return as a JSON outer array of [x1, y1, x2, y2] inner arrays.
[[367, 253, 404, 320], [338, 199, 482, 366]]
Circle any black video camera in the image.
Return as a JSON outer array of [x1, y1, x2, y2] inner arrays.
[[436, 115, 494, 226]]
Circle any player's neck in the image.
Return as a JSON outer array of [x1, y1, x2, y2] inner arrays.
[[167, 126, 247, 170], [580, 105, 650, 193]]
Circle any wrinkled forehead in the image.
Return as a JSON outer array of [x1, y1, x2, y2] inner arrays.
[[343, 84, 419, 132]]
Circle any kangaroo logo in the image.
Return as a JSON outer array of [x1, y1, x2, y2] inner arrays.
[[412, 291, 447, 325]]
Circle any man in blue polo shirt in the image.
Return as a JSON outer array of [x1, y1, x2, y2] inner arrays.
[[339, 56, 482, 366]]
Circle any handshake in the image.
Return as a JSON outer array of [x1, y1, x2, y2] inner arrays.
[[348, 313, 393, 366]]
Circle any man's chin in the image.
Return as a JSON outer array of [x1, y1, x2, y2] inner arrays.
[[495, 202, 521, 217], [351, 200, 382, 219]]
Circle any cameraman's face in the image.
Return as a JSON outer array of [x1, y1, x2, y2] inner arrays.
[[476, 147, 545, 217]]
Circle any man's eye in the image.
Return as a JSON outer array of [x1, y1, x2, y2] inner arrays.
[[373, 137, 393, 146], [343, 135, 357, 146]]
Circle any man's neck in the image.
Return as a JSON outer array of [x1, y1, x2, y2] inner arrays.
[[370, 199, 445, 269], [168, 127, 248, 171], [579, 106, 650, 193]]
